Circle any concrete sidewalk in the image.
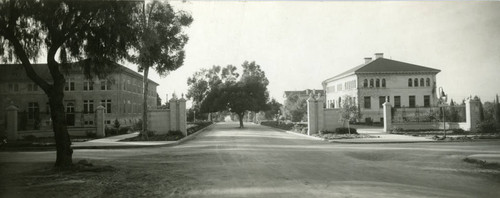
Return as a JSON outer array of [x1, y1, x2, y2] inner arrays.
[[71, 124, 212, 149]]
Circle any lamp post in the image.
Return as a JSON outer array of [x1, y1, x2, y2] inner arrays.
[[438, 87, 448, 138]]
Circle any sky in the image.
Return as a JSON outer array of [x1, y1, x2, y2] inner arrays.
[[125, 0, 500, 106]]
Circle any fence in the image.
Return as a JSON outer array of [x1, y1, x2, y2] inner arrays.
[[383, 99, 481, 132], [391, 105, 466, 123]]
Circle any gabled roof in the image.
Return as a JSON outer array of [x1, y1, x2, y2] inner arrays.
[[323, 58, 440, 84]]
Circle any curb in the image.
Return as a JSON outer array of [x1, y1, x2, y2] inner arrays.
[[284, 131, 325, 141], [327, 140, 436, 144], [70, 123, 214, 150]]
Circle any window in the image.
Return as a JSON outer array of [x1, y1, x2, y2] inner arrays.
[[101, 99, 111, 113], [66, 103, 75, 113], [426, 78, 430, 87], [375, 79, 380, 87], [409, 96, 416, 108], [408, 79, 412, 87], [28, 102, 39, 119], [84, 120, 94, 126], [370, 79, 374, 87], [100, 80, 109, 90], [27, 83, 38, 91], [84, 80, 94, 91], [8, 83, 13, 91], [394, 96, 401, 108], [364, 96, 371, 109], [65, 79, 75, 91], [382, 79, 386, 87], [331, 100, 335, 108], [424, 95, 430, 107], [13, 83, 19, 91], [414, 78, 419, 87], [379, 96, 385, 108], [83, 100, 94, 114], [105, 120, 111, 125], [338, 97, 342, 106], [420, 78, 424, 87]]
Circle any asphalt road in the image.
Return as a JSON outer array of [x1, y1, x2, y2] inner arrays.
[[1, 122, 500, 197]]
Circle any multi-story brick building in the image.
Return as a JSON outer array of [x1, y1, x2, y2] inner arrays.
[[322, 53, 441, 123], [0, 59, 158, 130]]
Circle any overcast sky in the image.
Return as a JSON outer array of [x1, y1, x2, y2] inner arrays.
[[127, 0, 500, 105]]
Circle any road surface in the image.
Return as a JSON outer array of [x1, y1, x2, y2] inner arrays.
[[1, 122, 500, 197]]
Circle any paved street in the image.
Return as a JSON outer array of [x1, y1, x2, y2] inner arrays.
[[1, 122, 500, 197]]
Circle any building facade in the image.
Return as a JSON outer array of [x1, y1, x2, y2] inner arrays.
[[322, 53, 441, 123], [0, 60, 158, 131]]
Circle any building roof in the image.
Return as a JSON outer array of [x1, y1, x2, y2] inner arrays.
[[323, 58, 441, 84], [283, 89, 323, 98], [0, 59, 158, 85]]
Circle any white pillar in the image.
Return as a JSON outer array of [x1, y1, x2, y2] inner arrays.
[[307, 94, 317, 135], [169, 98, 178, 131], [383, 102, 392, 133], [178, 97, 187, 136], [466, 99, 481, 132], [6, 105, 19, 141], [95, 105, 106, 138]]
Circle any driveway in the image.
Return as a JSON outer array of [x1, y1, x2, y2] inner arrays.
[[1, 122, 499, 197]]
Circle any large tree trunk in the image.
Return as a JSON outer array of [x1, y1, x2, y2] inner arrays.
[[141, 66, 150, 139], [238, 112, 244, 128], [49, 90, 73, 167]]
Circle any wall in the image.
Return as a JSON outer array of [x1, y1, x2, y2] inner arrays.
[[383, 98, 482, 132], [147, 98, 187, 135], [307, 94, 343, 135]]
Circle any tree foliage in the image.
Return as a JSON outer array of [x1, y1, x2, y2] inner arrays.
[[339, 95, 361, 134], [264, 98, 282, 120], [0, 0, 139, 167], [199, 61, 269, 128], [283, 95, 307, 122], [127, 0, 192, 139]]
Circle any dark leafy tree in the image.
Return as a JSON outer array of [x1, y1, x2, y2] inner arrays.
[[128, 0, 192, 139], [200, 61, 269, 128], [0, 0, 137, 167], [264, 98, 282, 120]]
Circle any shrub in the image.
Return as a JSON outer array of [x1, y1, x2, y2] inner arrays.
[[86, 130, 97, 138], [133, 119, 143, 131], [113, 119, 121, 129], [118, 126, 131, 134], [105, 127, 119, 136], [23, 135, 37, 141], [334, 127, 358, 134], [452, 128, 465, 134], [476, 120, 498, 133]]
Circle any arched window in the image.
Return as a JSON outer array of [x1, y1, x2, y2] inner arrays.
[[426, 78, 430, 86], [370, 79, 374, 87], [408, 78, 412, 87], [376, 79, 380, 87], [332, 100, 335, 108], [382, 79, 386, 87], [414, 78, 419, 87], [420, 78, 424, 86]]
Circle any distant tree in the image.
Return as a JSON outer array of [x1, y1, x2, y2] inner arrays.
[[200, 61, 269, 128], [339, 95, 361, 134], [0, 0, 137, 167], [284, 95, 307, 122], [156, 93, 162, 107], [186, 65, 239, 114], [128, 0, 192, 139], [264, 98, 282, 120], [495, 94, 500, 125]]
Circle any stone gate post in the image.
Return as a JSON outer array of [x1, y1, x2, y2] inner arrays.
[[466, 99, 481, 132], [169, 98, 178, 131], [307, 94, 317, 135], [383, 101, 392, 133], [6, 105, 19, 141], [178, 96, 187, 136], [316, 94, 324, 133], [95, 105, 106, 138]]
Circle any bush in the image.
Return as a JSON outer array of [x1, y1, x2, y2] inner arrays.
[[261, 121, 294, 131], [23, 135, 37, 141], [476, 120, 498, 133], [86, 130, 97, 138], [133, 119, 143, 131], [105, 127, 119, 136], [334, 127, 358, 134], [452, 128, 465, 134], [187, 121, 213, 135], [113, 119, 121, 129], [118, 126, 131, 134]]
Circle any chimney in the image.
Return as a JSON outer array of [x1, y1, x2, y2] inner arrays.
[[364, 57, 372, 63], [375, 53, 384, 59]]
